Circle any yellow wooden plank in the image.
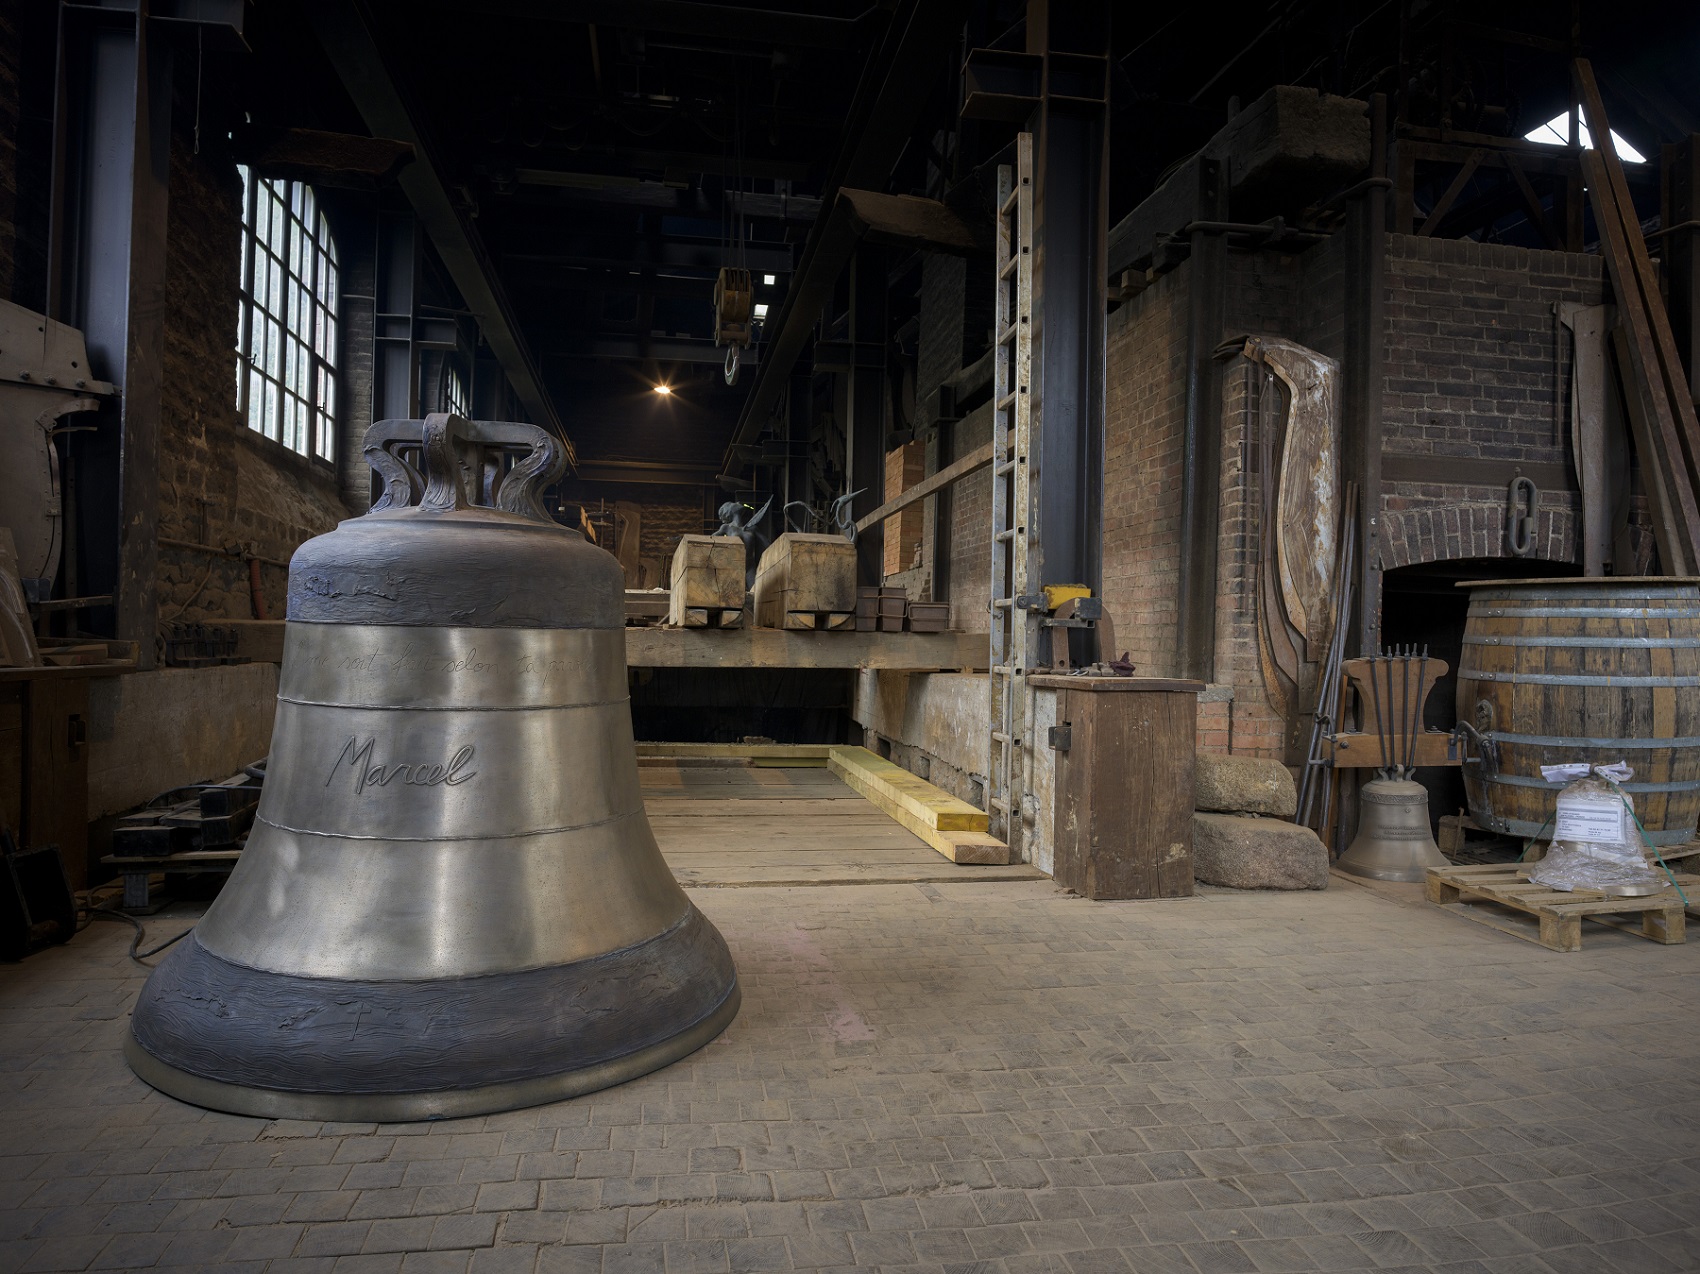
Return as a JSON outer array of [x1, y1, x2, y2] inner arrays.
[[826, 746, 1008, 864], [828, 747, 989, 832], [928, 829, 1011, 865]]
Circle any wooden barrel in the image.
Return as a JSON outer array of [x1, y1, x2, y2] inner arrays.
[[1456, 578, 1700, 845]]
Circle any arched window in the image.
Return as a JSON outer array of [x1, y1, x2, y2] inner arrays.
[[235, 166, 338, 460]]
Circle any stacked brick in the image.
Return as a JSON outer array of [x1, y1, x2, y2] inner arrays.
[[883, 442, 925, 577]]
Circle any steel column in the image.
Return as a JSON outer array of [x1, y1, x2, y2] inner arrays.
[[846, 249, 887, 584], [1025, 1, 1109, 602], [53, 1, 173, 662], [1176, 158, 1227, 681], [373, 205, 420, 423], [1345, 96, 1389, 656]]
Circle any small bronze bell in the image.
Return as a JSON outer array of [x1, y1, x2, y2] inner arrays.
[[124, 414, 739, 1120], [1336, 777, 1449, 882]]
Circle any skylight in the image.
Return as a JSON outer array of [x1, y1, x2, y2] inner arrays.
[[1524, 112, 1646, 163]]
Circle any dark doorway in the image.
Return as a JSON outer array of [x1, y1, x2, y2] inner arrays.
[[1379, 557, 1579, 829]]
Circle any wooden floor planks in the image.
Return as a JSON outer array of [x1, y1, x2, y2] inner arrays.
[[640, 764, 1045, 887]]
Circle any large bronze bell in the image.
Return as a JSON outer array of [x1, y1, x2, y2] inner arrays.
[[125, 414, 739, 1120]]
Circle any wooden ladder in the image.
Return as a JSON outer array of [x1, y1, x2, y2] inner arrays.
[[988, 133, 1036, 850]]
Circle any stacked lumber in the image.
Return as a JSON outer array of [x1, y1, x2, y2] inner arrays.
[[1575, 59, 1700, 574]]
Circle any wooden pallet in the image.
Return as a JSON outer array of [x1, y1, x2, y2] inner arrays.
[[100, 848, 242, 911], [670, 606, 744, 629], [1425, 863, 1698, 952], [778, 610, 855, 631]]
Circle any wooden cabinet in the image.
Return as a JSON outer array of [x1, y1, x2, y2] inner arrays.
[[1034, 675, 1203, 900], [0, 669, 97, 891]]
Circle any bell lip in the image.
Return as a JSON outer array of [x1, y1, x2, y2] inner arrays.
[[124, 979, 740, 1122], [1333, 858, 1437, 883]]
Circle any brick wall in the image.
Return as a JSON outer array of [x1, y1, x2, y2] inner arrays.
[[1378, 234, 1606, 570], [945, 408, 993, 631], [156, 121, 350, 624], [640, 500, 712, 566], [1101, 265, 1190, 675], [1098, 231, 1629, 757]]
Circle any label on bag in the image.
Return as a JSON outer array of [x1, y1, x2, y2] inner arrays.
[[1554, 791, 1627, 845]]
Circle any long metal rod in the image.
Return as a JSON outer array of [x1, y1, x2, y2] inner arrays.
[[1399, 645, 1411, 775], [1406, 646, 1428, 779], [1296, 481, 1358, 828], [1367, 653, 1387, 774]]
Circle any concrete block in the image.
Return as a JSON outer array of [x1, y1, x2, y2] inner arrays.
[[1194, 753, 1297, 817], [1192, 812, 1328, 890]]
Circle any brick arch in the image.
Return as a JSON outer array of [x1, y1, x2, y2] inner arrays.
[[1377, 502, 1577, 571]]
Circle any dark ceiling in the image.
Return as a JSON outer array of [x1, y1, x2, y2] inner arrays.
[[221, 0, 1700, 496]]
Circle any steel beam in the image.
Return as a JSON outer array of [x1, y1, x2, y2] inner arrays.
[[569, 459, 721, 486], [410, 0, 862, 50], [499, 239, 794, 275], [303, 0, 572, 466], [541, 336, 761, 367], [52, 0, 174, 663]]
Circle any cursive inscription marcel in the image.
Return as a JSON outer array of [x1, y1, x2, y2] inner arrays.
[[326, 736, 479, 795]]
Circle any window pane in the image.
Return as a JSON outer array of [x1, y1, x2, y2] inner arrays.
[[235, 176, 340, 458]]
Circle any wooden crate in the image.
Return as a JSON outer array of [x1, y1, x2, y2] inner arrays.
[[1425, 862, 1697, 952], [669, 535, 746, 628], [752, 533, 857, 630], [907, 602, 949, 633]]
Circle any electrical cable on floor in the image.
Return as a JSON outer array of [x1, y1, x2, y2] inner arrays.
[[82, 902, 195, 963]]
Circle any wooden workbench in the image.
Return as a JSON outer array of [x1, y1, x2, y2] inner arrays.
[[622, 626, 986, 669], [228, 618, 988, 671]]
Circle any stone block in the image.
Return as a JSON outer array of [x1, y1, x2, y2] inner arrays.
[[1194, 753, 1297, 817], [1192, 812, 1328, 890]]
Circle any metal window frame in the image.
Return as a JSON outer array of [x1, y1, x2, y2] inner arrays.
[[236, 165, 339, 462]]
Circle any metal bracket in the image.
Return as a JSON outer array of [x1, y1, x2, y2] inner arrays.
[[1048, 725, 1072, 752], [1507, 476, 1539, 556]]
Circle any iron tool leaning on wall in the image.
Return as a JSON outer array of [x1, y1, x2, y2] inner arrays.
[[123, 413, 739, 1120]]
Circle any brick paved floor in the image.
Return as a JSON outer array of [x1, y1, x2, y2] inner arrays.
[[3, 875, 1699, 1273]]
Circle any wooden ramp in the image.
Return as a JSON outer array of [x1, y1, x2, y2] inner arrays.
[[642, 763, 1045, 888]]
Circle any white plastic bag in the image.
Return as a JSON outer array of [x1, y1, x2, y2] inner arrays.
[[1527, 764, 1667, 894]]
